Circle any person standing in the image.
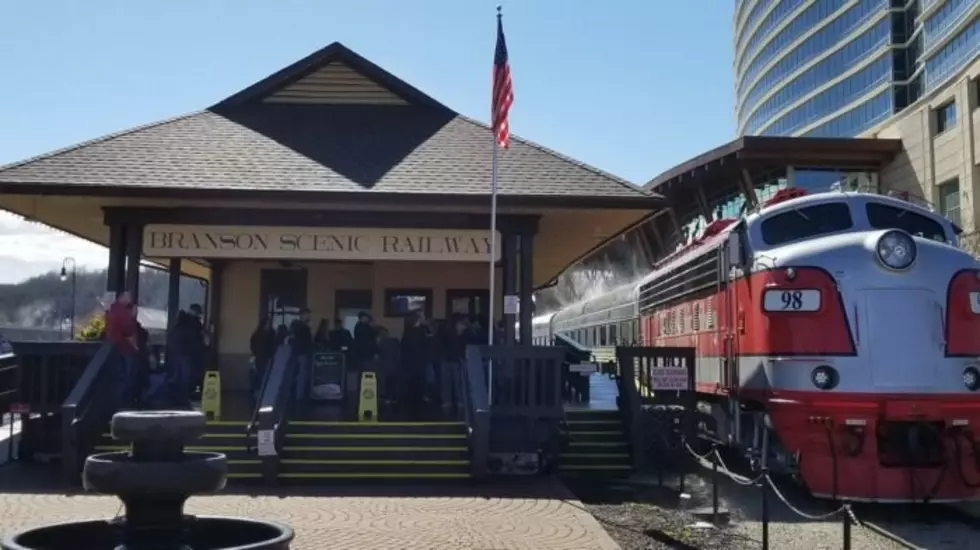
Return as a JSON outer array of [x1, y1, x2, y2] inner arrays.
[[249, 316, 276, 401], [290, 308, 314, 405], [400, 311, 432, 418], [352, 311, 377, 370], [184, 304, 207, 397], [328, 319, 354, 353], [104, 291, 139, 410]]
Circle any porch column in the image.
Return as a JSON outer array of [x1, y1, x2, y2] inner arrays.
[[518, 232, 534, 345], [501, 232, 518, 346], [105, 222, 127, 294], [167, 258, 181, 330], [124, 224, 144, 303], [208, 261, 225, 371]]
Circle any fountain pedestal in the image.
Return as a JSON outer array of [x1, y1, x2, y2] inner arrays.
[[2, 410, 294, 550]]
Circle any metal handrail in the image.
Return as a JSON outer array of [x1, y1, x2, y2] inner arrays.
[[60, 342, 116, 483], [244, 345, 282, 449]]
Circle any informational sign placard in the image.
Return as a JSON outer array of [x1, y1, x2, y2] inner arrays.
[[310, 352, 346, 401], [503, 295, 519, 315], [257, 429, 277, 457], [650, 366, 690, 391]]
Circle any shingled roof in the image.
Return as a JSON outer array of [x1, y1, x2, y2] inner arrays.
[[0, 42, 656, 207]]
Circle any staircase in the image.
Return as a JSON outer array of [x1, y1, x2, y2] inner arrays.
[[94, 420, 261, 480], [559, 409, 633, 478], [277, 421, 471, 481]]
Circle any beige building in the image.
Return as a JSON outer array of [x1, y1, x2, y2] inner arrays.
[[864, 59, 980, 248]]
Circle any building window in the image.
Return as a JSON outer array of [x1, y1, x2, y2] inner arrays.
[[384, 288, 432, 319], [936, 101, 957, 134], [939, 179, 961, 227]]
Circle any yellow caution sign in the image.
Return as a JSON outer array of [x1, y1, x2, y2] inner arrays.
[[201, 370, 221, 421], [357, 371, 378, 422]]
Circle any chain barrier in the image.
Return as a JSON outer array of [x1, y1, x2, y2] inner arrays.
[[677, 441, 858, 550]]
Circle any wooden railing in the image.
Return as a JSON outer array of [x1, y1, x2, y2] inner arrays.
[[464, 345, 565, 474]]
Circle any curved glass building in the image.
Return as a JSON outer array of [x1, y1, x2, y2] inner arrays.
[[734, 0, 980, 138]]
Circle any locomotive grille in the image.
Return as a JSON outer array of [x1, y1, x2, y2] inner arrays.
[[876, 420, 945, 468]]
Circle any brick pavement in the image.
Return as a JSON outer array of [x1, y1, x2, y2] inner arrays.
[[0, 466, 620, 550]]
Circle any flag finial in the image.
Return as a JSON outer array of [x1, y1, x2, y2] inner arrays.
[[497, 5, 502, 16]]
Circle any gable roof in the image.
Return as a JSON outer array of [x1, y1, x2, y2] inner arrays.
[[0, 42, 657, 207], [214, 42, 449, 110]]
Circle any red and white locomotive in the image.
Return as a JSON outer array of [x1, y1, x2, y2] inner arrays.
[[537, 189, 980, 502]]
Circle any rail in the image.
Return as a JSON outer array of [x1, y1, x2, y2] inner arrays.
[[251, 343, 297, 483], [59, 342, 117, 483], [462, 346, 489, 479], [0, 347, 19, 425], [244, 346, 282, 449]]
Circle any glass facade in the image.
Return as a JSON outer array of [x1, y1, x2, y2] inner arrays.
[[734, 0, 980, 137]]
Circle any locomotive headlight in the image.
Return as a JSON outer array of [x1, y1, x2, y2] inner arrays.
[[811, 365, 839, 390], [964, 367, 980, 392], [876, 230, 917, 270]]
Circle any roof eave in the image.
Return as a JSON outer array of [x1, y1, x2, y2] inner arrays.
[[0, 182, 664, 210]]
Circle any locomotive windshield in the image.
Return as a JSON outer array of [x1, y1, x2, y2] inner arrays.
[[760, 202, 853, 246], [865, 202, 947, 242]]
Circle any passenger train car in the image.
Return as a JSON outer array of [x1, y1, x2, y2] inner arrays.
[[533, 189, 980, 502]]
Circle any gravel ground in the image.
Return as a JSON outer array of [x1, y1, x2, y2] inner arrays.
[[564, 477, 755, 550], [566, 468, 980, 550]]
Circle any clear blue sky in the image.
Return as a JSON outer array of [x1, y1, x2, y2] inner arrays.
[[0, 0, 734, 282]]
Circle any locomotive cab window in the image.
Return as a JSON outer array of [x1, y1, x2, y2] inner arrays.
[[760, 202, 853, 246], [865, 203, 947, 242]]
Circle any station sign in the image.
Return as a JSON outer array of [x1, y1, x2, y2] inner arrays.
[[143, 225, 501, 262]]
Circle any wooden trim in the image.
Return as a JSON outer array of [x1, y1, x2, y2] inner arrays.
[[0, 182, 662, 210], [103, 207, 541, 234]]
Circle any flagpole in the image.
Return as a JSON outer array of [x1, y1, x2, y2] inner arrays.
[[487, 132, 499, 405]]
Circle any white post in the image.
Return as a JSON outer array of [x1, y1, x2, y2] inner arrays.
[[487, 138, 500, 404]]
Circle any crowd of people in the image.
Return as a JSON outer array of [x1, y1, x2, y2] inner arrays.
[[101, 288, 498, 418], [103, 290, 208, 410], [249, 308, 498, 417]]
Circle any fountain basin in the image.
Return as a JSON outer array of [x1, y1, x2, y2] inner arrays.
[[1, 515, 294, 550], [84, 451, 227, 496]]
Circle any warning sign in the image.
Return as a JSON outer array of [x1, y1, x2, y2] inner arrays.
[[650, 367, 690, 391]]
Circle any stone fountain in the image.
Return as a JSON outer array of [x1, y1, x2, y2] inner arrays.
[[2, 410, 294, 550]]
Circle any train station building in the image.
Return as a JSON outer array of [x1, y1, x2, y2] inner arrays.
[[0, 42, 662, 393]]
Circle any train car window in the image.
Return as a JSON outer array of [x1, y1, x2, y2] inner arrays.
[[600, 326, 607, 346], [760, 202, 853, 246], [866, 202, 947, 242], [609, 324, 618, 345]]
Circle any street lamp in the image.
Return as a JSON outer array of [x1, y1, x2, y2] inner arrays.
[[60, 257, 77, 340]]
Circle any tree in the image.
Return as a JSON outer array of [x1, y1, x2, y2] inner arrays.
[[77, 313, 105, 341]]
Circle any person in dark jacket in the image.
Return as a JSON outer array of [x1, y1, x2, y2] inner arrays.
[[352, 312, 377, 369], [328, 319, 354, 352], [313, 319, 330, 349], [249, 316, 276, 400], [400, 311, 432, 417], [184, 304, 207, 397], [290, 308, 314, 404], [166, 311, 197, 408]]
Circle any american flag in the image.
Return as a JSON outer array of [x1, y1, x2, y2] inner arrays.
[[492, 10, 514, 149]]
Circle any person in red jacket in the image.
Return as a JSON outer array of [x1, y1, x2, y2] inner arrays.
[[105, 291, 139, 409]]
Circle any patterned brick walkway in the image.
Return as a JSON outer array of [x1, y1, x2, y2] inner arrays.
[[0, 466, 620, 550]]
